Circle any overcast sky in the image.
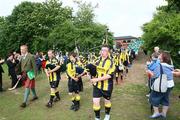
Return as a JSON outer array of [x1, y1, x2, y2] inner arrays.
[[0, 0, 167, 37]]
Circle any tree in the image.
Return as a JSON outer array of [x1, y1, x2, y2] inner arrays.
[[73, 1, 113, 52], [142, 0, 180, 67], [0, 0, 113, 57], [47, 1, 113, 53], [0, 17, 9, 57], [0, 0, 73, 54], [158, 0, 180, 12]]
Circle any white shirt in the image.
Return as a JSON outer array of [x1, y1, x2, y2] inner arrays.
[[22, 53, 28, 60]]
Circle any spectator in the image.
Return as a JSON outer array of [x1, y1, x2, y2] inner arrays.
[[146, 52, 160, 97], [41, 54, 47, 73], [6, 53, 19, 88], [35, 52, 42, 74], [149, 51, 174, 119], [154, 46, 160, 54]]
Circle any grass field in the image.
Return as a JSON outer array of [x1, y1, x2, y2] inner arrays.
[[0, 53, 180, 120]]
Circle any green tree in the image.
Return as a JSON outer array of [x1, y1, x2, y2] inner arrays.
[[73, 1, 113, 52], [0, 17, 8, 57], [0, 0, 72, 54], [0, 0, 113, 57], [47, 1, 113, 53], [142, 0, 180, 67]]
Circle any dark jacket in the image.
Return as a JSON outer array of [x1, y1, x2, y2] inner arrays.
[[0, 63, 4, 74], [6, 60, 17, 76]]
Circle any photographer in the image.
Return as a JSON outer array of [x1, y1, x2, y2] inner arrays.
[[6, 53, 19, 89]]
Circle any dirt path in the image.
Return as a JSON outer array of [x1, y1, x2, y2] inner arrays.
[[125, 51, 148, 84]]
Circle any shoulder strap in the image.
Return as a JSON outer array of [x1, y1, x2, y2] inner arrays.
[[102, 57, 108, 67], [71, 62, 73, 69], [159, 63, 164, 74], [159, 63, 163, 92], [96, 57, 102, 66]]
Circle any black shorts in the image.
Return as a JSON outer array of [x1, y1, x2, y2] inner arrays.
[[116, 66, 123, 73], [115, 66, 120, 73], [68, 78, 81, 93], [78, 77, 83, 92], [50, 79, 60, 88], [93, 86, 113, 100], [123, 61, 128, 66]]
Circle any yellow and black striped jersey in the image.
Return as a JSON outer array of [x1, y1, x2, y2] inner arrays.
[[66, 62, 76, 79], [95, 57, 115, 91], [120, 51, 129, 62], [66, 62, 84, 79], [114, 55, 120, 66], [46, 57, 60, 82], [76, 60, 84, 68]]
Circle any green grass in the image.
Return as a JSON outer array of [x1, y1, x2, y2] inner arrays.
[[0, 64, 180, 120]]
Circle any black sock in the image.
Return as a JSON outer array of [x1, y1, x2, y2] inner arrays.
[[105, 107, 111, 115], [50, 95, 55, 103], [76, 100, 80, 106], [55, 91, 60, 99], [116, 77, 118, 83], [94, 110, 100, 118], [121, 75, 123, 80]]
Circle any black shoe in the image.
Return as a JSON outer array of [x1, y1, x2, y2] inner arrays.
[[46, 102, 53, 108], [20, 103, 26, 108], [30, 96, 38, 102], [73, 101, 80, 111], [73, 104, 80, 111], [54, 97, 60, 102], [70, 104, 75, 110]]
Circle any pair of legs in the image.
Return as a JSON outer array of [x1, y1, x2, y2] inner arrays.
[[21, 87, 38, 108], [93, 87, 112, 120], [123, 61, 128, 77], [115, 71, 119, 84], [46, 87, 60, 108], [149, 88, 172, 118], [123, 66, 128, 77], [69, 92, 81, 111], [115, 72, 123, 84], [10, 73, 18, 88], [68, 78, 81, 111], [115, 67, 123, 85], [152, 106, 169, 117], [93, 98, 111, 120]]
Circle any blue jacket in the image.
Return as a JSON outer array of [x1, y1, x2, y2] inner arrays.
[[153, 63, 174, 81], [148, 59, 160, 71]]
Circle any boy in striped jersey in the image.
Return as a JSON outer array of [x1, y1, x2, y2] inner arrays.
[[66, 52, 85, 111], [45, 50, 61, 108]]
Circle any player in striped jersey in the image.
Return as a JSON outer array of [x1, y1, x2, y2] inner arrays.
[[90, 45, 115, 120], [45, 50, 61, 108]]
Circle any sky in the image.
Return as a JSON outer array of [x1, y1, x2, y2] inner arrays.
[[0, 0, 167, 37]]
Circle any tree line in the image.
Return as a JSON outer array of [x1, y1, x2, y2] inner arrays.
[[0, 0, 113, 57], [142, 0, 180, 67]]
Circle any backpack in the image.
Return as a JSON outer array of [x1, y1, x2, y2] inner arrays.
[[151, 64, 168, 93]]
